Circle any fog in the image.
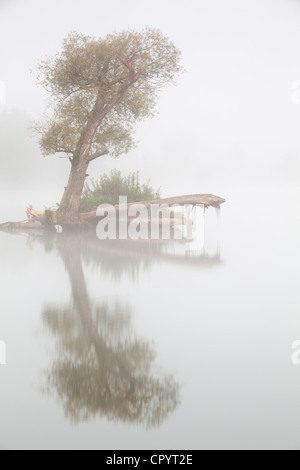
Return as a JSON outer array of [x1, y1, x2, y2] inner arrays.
[[0, 0, 299, 222], [1, 0, 300, 451]]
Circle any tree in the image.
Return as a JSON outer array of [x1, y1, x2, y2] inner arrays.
[[36, 29, 183, 227], [42, 234, 180, 427]]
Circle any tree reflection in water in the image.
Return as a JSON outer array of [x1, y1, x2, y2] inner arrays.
[[41, 234, 180, 428]]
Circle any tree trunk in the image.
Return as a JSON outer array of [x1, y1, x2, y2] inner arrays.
[[57, 157, 89, 227], [56, 69, 140, 228]]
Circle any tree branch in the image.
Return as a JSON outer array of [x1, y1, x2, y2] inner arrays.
[[88, 149, 109, 162], [56, 149, 74, 155], [118, 56, 134, 71], [75, 73, 141, 160], [96, 72, 140, 121]]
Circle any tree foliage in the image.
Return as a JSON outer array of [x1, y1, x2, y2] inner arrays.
[[36, 28, 183, 160]]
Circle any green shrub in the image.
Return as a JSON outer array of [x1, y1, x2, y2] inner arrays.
[[80, 170, 161, 212]]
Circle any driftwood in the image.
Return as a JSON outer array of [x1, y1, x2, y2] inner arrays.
[[82, 194, 226, 223], [0, 206, 47, 231], [0, 221, 44, 231], [0, 194, 225, 232], [26, 205, 45, 220]]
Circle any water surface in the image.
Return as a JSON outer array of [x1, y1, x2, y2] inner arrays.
[[0, 187, 299, 450]]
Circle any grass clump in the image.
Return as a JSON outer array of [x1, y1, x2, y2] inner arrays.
[[80, 170, 161, 212]]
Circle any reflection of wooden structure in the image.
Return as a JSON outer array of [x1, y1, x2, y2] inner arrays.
[[3, 230, 223, 269], [90, 239, 223, 269], [59, 235, 223, 270]]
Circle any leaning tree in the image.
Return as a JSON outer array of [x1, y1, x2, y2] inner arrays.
[[36, 28, 183, 227]]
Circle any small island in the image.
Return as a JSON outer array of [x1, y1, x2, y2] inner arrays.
[[1, 29, 225, 235]]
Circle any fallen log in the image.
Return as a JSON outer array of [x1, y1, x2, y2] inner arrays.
[[0, 194, 226, 232], [0, 221, 44, 231], [82, 194, 226, 223]]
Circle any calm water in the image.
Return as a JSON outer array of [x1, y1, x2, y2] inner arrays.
[[0, 187, 300, 450]]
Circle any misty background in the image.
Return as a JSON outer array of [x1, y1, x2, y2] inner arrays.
[[0, 0, 299, 222], [1, 0, 300, 450]]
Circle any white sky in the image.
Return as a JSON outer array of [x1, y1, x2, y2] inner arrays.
[[0, 0, 300, 219]]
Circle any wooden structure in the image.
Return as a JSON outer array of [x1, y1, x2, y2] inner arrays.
[[26, 205, 45, 220], [82, 194, 226, 224], [0, 194, 225, 231]]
